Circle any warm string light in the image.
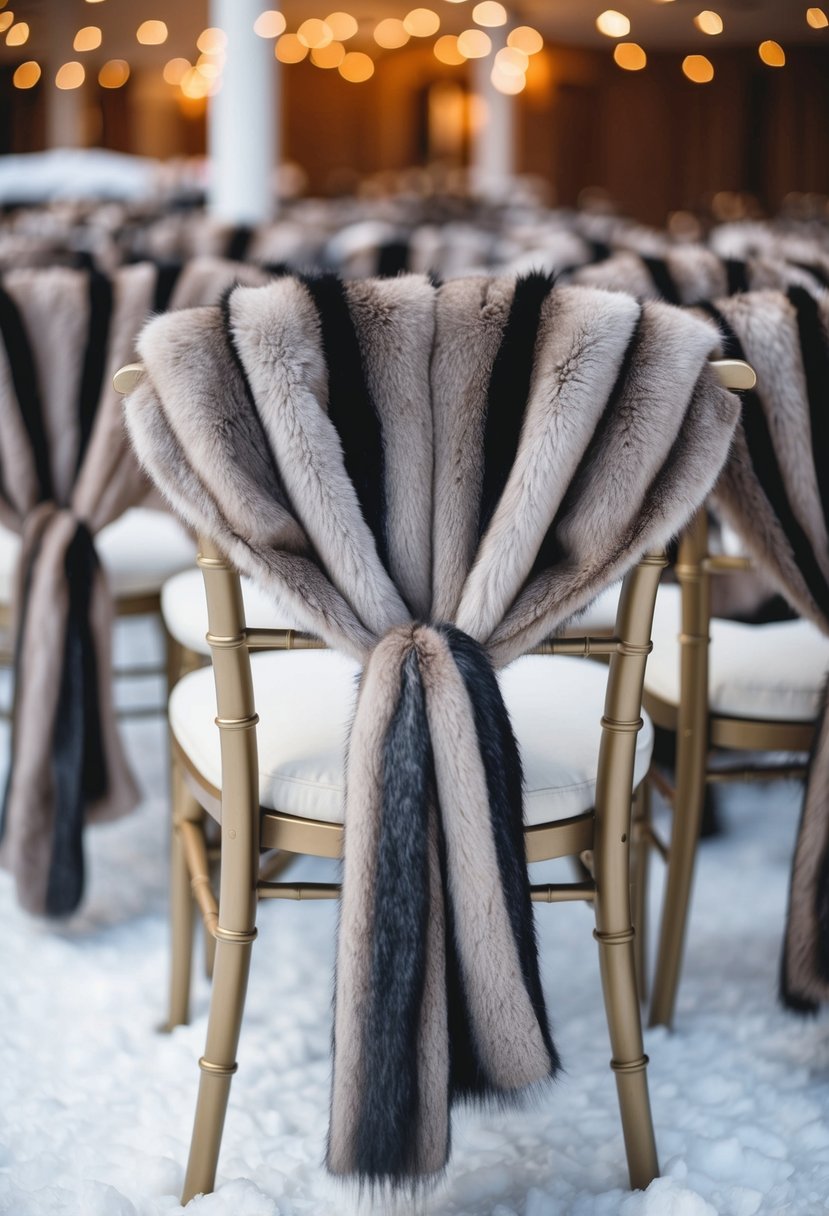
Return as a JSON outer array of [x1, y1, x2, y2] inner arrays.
[[55, 61, 85, 89], [374, 18, 409, 49], [682, 53, 714, 82], [596, 10, 631, 38], [694, 10, 723, 35], [253, 11, 287, 39], [73, 26, 102, 52], [614, 41, 647, 70], [6, 20, 28, 46], [13, 60, 40, 88], [326, 12, 358, 40], [136, 20, 168, 46], [339, 50, 374, 81], [457, 28, 491, 57], [472, 2, 507, 27], [404, 9, 441, 37], [0, 12, 12, 33], [758, 39, 785, 66], [99, 59, 130, 88], [806, 7, 828, 28]]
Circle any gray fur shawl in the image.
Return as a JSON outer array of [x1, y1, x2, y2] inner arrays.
[[124, 272, 739, 1186], [704, 287, 829, 1012]]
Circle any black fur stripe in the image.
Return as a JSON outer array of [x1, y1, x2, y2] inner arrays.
[[780, 672, 829, 1012], [75, 270, 113, 474], [354, 646, 432, 1181], [152, 261, 183, 313], [302, 273, 390, 571], [46, 523, 107, 915], [794, 262, 829, 291], [530, 307, 644, 578], [478, 272, 555, 539], [226, 224, 253, 262], [725, 259, 749, 295], [641, 256, 681, 304], [787, 287, 829, 533], [438, 625, 559, 1077], [0, 282, 53, 502], [377, 240, 409, 278], [702, 302, 829, 618]]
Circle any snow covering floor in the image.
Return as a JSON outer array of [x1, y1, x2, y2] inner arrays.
[[2, 620, 829, 1216]]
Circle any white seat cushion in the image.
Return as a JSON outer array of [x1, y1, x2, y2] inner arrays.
[[0, 508, 195, 601], [170, 650, 653, 826], [645, 584, 829, 721], [161, 567, 297, 655]]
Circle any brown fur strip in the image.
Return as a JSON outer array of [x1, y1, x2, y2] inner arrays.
[[346, 276, 435, 619], [782, 682, 829, 1007], [328, 630, 411, 1174], [416, 626, 553, 1086], [228, 279, 411, 639], [457, 286, 640, 642], [431, 276, 515, 621], [715, 292, 829, 589]]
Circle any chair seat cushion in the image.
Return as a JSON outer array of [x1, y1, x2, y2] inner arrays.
[[0, 508, 195, 601], [644, 584, 829, 721], [162, 567, 296, 655], [169, 650, 654, 827]]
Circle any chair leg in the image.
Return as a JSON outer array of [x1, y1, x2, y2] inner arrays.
[[165, 763, 199, 1031], [595, 882, 659, 1190], [647, 746, 707, 1029], [181, 828, 258, 1202], [181, 931, 256, 1202], [631, 780, 651, 1005], [649, 513, 710, 1029]]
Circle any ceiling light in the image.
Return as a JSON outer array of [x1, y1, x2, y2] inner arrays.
[[99, 59, 130, 88], [682, 53, 714, 81], [339, 50, 374, 81], [73, 26, 102, 52], [457, 28, 491, 57], [136, 21, 168, 46], [694, 11, 723, 35], [13, 60, 40, 88], [253, 11, 287, 38], [614, 41, 647, 69], [507, 26, 543, 55], [596, 11, 631, 38], [56, 61, 85, 89], [758, 39, 785, 65]]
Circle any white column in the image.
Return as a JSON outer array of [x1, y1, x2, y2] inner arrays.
[[470, 33, 516, 202], [46, 2, 87, 148], [208, 0, 278, 224]]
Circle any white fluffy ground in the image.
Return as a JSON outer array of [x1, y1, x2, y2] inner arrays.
[[2, 621, 829, 1216]]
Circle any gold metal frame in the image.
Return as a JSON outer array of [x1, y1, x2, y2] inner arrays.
[[645, 510, 814, 1029], [113, 354, 754, 1204], [170, 537, 665, 1203]]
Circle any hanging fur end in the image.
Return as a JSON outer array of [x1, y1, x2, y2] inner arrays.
[[327, 624, 557, 1190]]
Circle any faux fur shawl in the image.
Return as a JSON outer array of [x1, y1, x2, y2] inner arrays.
[[704, 287, 829, 1011], [124, 272, 739, 1186]]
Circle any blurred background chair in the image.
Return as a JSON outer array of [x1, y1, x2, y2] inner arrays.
[[643, 513, 826, 1028]]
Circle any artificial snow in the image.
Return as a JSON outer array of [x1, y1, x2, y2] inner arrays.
[[2, 619, 829, 1215]]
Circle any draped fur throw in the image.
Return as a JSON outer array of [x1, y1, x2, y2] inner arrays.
[[703, 287, 829, 1011], [124, 272, 739, 1186]]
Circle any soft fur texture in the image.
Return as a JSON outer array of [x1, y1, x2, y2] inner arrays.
[[0, 260, 257, 917], [125, 272, 739, 1187], [702, 288, 829, 1010]]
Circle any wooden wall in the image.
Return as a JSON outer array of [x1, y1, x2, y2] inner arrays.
[[5, 42, 829, 224]]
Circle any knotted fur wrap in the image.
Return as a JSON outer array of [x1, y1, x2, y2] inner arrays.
[[124, 272, 739, 1186]]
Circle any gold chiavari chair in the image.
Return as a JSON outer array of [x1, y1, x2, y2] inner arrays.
[[642, 509, 825, 1028], [115, 356, 753, 1205]]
